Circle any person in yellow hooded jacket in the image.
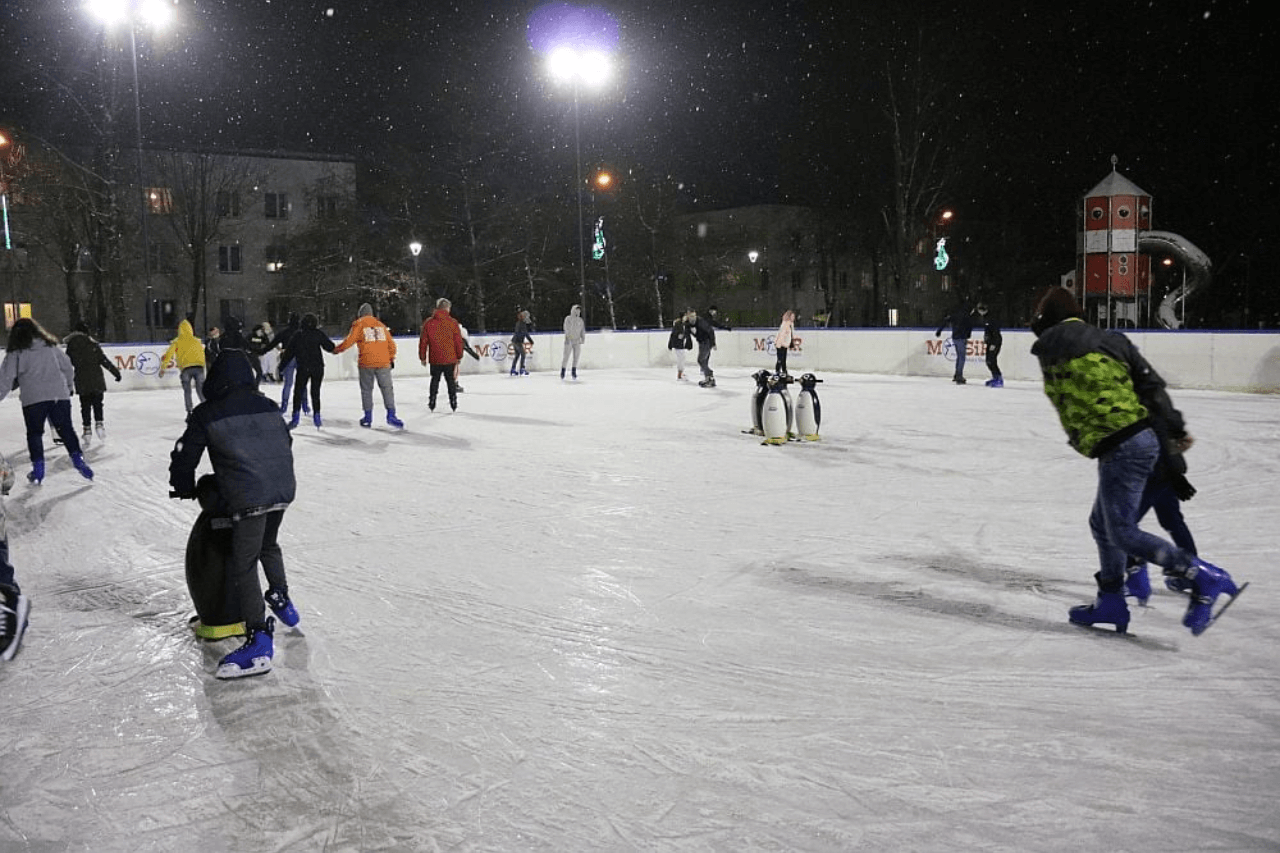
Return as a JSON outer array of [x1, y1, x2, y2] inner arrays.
[[159, 318, 208, 413], [333, 303, 402, 428]]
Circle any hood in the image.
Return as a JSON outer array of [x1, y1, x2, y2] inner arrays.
[[358, 303, 373, 318], [202, 349, 258, 401], [571, 305, 581, 317], [302, 313, 319, 330], [177, 319, 196, 339]]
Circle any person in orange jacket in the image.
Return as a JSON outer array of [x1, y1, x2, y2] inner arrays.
[[418, 298, 465, 412], [333, 303, 402, 428]]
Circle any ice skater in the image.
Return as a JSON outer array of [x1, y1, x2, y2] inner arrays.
[[63, 321, 122, 444], [169, 349, 299, 679], [976, 303, 1002, 387], [935, 300, 974, 384], [561, 304, 585, 379], [279, 313, 336, 428], [774, 309, 796, 376], [690, 306, 729, 388], [1029, 286, 1241, 636], [0, 317, 94, 483], [667, 313, 693, 380], [334, 303, 402, 428], [1, 451, 29, 661], [159, 319, 208, 414], [510, 309, 533, 376], [268, 313, 304, 413], [418, 297, 465, 411]]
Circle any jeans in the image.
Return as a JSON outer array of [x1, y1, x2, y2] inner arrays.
[[1088, 428, 1190, 587], [279, 360, 297, 410], [429, 363, 459, 409], [180, 366, 206, 413], [697, 342, 713, 378], [952, 337, 967, 379], [22, 400, 81, 462]]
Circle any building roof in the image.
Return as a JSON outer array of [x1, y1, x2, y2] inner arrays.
[[1085, 169, 1150, 199]]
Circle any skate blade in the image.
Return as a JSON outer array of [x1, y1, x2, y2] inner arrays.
[[215, 656, 272, 679], [1203, 581, 1249, 633]]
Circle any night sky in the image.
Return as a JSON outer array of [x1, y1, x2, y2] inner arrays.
[[3, 0, 1277, 269]]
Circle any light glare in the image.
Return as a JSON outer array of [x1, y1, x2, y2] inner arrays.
[[548, 47, 611, 87]]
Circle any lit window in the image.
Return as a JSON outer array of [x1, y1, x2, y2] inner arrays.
[[146, 187, 173, 214], [265, 244, 287, 273]]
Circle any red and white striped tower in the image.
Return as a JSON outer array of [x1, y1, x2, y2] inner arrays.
[[1077, 156, 1153, 326]]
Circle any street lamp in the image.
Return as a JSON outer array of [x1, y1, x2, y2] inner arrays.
[[88, 0, 174, 341], [548, 47, 611, 327], [409, 241, 422, 323], [748, 250, 759, 288]]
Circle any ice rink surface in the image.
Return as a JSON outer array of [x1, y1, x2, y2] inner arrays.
[[1, 366, 1277, 852]]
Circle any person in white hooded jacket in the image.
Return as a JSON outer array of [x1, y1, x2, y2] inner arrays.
[[561, 304, 585, 380], [0, 318, 94, 484]]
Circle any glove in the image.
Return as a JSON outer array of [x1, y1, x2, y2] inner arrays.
[[1170, 473, 1197, 501], [115, 375, 122, 382], [421, 359, 427, 367], [390, 360, 395, 370], [935, 331, 941, 337]]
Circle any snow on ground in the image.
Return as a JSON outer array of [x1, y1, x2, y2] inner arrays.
[[1, 366, 1277, 852]]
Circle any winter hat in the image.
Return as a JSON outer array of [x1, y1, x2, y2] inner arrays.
[[358, 303, 373, 317], [302, 313, 319, 329], [1031, 287, 1083, 336]]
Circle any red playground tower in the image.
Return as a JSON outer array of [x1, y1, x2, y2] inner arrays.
[[1077, 157, 1153, 327]]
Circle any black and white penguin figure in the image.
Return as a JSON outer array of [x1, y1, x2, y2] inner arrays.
[[748, 369, 771, 435], [762, 373, 796, 445], [184, 475, 246, 639], [794, 373, 823, 441]]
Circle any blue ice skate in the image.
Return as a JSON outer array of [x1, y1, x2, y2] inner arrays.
[[1176, 558, 1241, 636], [1070, 574, 1130, 633], [265, 588, 299, 628], [71, 453, 94, 481], [359, 410, 372, 428], [313, 412, 323, 428], [386, 409, 404, 429], [215, 618, 274, 679], [1125, 562, 1151, 605]]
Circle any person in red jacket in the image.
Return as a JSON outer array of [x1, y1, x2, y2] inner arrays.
[[418, 298, 465, 412], [334, 303, 402, 428]]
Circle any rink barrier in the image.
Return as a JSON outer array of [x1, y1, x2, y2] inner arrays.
[[100, 328, 1280, 394]]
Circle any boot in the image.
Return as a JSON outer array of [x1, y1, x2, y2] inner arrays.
[[359, 410, 372, 428], [571, 367, 577, 379], [215, 618, 275, 679], [82, 426, 92, 448], [94, 422, 105, 440], [288, 411, 300, 430], [386, 409, 404, 429], [27, 460, 45, 484], [1174, 558, 1240, 636], [677, 370, 684, 381], [1069, 573, 1130, 633], [313, 412, 323, 428], [71, 452, 94, 481], [1124, 561, 1151, 605], [560, 367, 566, 379]]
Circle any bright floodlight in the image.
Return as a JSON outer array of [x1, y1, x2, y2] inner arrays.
[[548, 47, 611, 88], [87, 0, 173, 28], [409, 241, 422, 256]]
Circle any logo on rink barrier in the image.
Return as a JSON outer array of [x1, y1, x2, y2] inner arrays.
[[926, 338, 986, 362], [753, 336, 802, 355], [115, 351, 163, 375]]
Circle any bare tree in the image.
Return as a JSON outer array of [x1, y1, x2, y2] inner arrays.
[[151, 150, 257, 323], [879, 30, 960, 322]]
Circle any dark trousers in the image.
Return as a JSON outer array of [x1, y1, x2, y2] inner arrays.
[[229, 510, 287, 631], [429, 363, 459, 409], [78, 392, 105, 428], [776, 347, 788, 374], [697, 342, 713, 378], [22, 399, 81, 462], [1138, 480, 1197, 555], [292, 368, 324, 415], [985, 349, 1001, 379]]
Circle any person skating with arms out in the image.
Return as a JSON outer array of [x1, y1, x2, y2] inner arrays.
[[169, 349, 300, 679], [1029, 286, 1243, 636], [0, 317, 94, 483], [63, 321, 122, 444], [334, 303, 403, 428], [159, 318, 208, 414], [279, 313, 336, 428]]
